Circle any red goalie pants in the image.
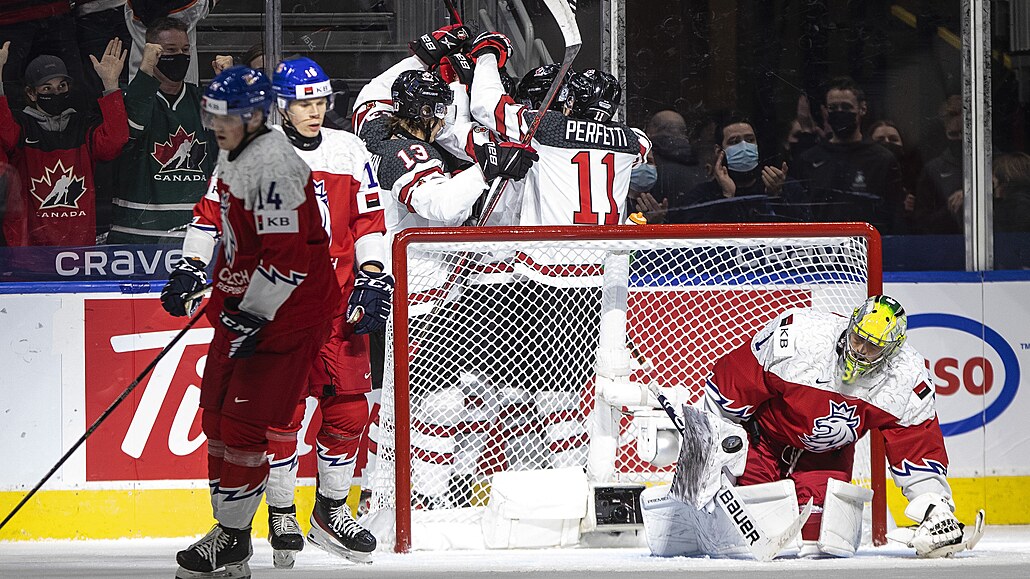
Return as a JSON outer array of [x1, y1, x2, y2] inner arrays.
[[736, 432, 855, 541]]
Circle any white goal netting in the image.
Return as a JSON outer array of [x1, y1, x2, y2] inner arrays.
[[364, 225, 882, 552]]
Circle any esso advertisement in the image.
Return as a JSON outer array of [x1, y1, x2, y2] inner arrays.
[[83, 298, 326, 482], [907, 313, 1021, 437]]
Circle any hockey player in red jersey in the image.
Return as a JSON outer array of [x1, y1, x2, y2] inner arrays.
[[159, 66, 340, 579], [642, 295, 970, 560], [261, 56, 390, 566]]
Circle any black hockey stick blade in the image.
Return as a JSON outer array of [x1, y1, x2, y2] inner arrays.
[[0, 299, 210, 532]]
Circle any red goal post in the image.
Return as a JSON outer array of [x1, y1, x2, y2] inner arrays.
[[377, 222, 887, 552]]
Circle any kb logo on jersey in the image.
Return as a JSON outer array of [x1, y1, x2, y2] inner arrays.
[[800, 400, 860, 452]]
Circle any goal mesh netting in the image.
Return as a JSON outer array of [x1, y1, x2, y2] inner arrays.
[[365, 224, 885, 552]]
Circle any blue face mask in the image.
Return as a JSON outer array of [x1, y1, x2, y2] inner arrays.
[[630, 163, 658, 192], [724, 141, 759, 172]]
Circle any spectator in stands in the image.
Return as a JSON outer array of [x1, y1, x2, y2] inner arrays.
[[792, 77, 904, 233], [75, 1, 133, 99], [0, 151, 15, 246], [870, 119, 919, 232], [124, 0, 216, 86], [672, 115, 800, 224], [782, 94, 824, 168], [993, 152, 1030, 233], [212, 44, 262, 76], [914, 95, 964, 234], [0, 41, 129, 246], [645, 110, 707, 223], [108, 17, 216, 244], [0, 1, 88, 110]]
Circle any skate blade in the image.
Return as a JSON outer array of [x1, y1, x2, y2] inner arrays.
[[306, 528, 374, 564], [174, 561, 251, 578], [272, 549, 300, 569]]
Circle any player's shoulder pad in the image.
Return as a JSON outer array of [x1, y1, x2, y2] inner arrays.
[[888, 345, 938, 426], [370, 136, 447, 191], [358, 117, 392, 148]]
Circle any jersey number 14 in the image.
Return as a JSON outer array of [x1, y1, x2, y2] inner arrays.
[[571, 151, 618, 225]]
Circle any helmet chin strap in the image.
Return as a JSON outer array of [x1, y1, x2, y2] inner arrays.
[[281, 107, 323, 151]]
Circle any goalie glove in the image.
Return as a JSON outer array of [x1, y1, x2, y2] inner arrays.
[[161, 257, 207, 317], [468, 31, 513, 68], [347, 270, 395, 335], [474, 141, 539, 182], [410, 24, 471, 68], [219, 299, 269, 359], [907, 493, 964, 558]]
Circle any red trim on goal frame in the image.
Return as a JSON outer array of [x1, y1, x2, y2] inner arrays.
[[391, 222, 887, 553]]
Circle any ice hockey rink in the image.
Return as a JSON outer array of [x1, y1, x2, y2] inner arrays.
[[1, 526, 1028, 579]]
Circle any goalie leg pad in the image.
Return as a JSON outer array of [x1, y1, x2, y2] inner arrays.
[[640, 484, 702, 557], [816, 479, 873, 558]]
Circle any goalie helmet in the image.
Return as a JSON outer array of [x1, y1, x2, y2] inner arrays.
[[391, 69, 454, 120], [201, 65, 273, 127], [515, 63, 572, 111], [562, 69, 621, 123], [273, 56, 332, 108], [837, 295, 907, 385]]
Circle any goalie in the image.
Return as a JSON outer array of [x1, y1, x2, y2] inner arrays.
[[643, 296, 980, 559]]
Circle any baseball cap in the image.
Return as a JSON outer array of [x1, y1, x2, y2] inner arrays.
[[25, 55, 71, 88]]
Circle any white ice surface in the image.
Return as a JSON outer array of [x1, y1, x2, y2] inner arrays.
[[2, 526, 1030, 579]]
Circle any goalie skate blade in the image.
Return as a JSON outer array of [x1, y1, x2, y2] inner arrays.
[[174, 561, 251, 579], [306, 528, 373, 565], [272, 549, 299, 569]]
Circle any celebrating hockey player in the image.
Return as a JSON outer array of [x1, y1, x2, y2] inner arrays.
[[642, 296, 977, 559], [261, 56, 391, 566], [160, 66, 340, 579]]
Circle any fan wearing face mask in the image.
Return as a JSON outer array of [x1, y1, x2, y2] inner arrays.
[[793, 77, 905, 234], [0, 39, 128, 246], [674, 115, 800, 223], [108, 17, 218, 244]]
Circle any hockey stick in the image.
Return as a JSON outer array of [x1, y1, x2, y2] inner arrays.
[[443, 0, 463, 25], [475, 0, 581, 226], [0, 286, 212, 532], [641, 360, 813, 561]]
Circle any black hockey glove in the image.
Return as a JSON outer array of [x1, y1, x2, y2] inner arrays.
[[410, 24, 471, 67], [347, 270, 395, 335], [468, 31, 513, 68], [474, 141, 539, 182], [161, 257, 207, 317], [438, 53, 475, 87], [219, 299, 269, 359]]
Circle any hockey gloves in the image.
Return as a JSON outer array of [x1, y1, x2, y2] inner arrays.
[[347, 270, 395, 335], [468, 31, 513, 68], [439, 53, 475, 87], [161, 257, 207, 317], [411, 24, 471, 68], [911, 500, 964, 557], [219, 299, 269, 359], [474, 141, 539, 182]]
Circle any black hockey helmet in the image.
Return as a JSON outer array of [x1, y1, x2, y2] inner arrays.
[[391, 69, 454, 121], [499, 69, 518, 97], [562, 69, 621, 123], [515, 63, 572, 111]]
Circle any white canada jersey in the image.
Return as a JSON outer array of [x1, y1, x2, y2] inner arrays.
[[469, 53, 650, 226]]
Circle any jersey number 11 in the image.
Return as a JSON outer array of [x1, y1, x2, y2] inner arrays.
[[571, 151, 618, 225]]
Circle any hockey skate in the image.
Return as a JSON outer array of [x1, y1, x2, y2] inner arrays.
[[175, 524, 252, 579], [307, 493, 377, 564], [267, 504, 305, 569]]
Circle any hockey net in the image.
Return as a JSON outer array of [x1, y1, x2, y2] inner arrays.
[[365, 223, 886, 552]]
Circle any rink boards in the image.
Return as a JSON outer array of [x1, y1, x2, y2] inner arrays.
[[1, 273, 1029, 539]]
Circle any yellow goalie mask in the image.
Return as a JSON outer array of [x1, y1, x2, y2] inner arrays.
[[838, 295, 907, 385]]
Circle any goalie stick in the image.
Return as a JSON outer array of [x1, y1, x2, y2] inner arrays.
[[0, 285, 212, 532], [886, 509, 985, 558], [638, 351, 813, 561]]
